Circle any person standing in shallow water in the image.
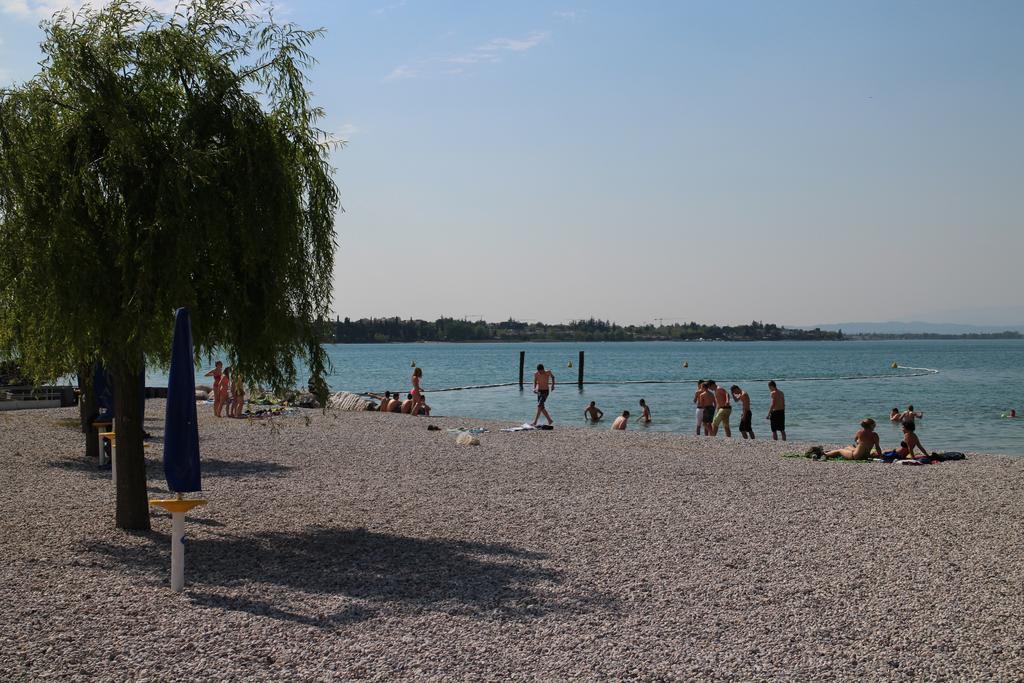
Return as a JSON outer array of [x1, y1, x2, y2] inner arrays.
[[767, 380, 786, 441], [730, 385, 755, 439], [637, 399, 651, 424], [583, 401, 604, 422], [692, 380, 707, 435], [710, 381, 732, 437], [532, 364, 555, 426]]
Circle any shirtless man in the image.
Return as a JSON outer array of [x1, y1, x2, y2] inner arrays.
[[698, 381, 716, 436], [766, 380, 786, 441], [710, 381, 732, 437], [730, 385, 755, 439], [532, 364, 555, 426], [611, 410, 630, 430], [401, 393, 414, 414], [692, 380, 707, 436], [388, 393, 402, 413], [583, 401, 604, 422], [637, 399, 652, 424], [825, 418, 882, 460], [900, 405, 923, 426], [889, 407, 902, 423]]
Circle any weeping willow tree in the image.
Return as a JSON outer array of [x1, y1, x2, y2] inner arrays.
[[0, 0, 340, 530]]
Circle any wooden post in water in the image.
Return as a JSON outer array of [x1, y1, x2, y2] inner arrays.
[[578, 351, 585, 388], [518, 351, 525, 389]]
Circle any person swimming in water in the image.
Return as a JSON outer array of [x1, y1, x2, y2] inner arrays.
[[583, 401, 604, 422], [890, 407, 902, 423], [825, 418, 882, 460], [900, 405, 923, 426], [612, 411, 630, 430]]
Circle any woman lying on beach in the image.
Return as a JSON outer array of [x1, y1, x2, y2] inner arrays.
[[825, 418, 882, 460]]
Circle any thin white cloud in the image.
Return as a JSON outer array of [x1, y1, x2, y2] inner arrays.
[[334, 122, 358, 141], [384, 64, 417, 81], [1, 0, 31, 16], [477, 31, 549, 53], [553, 9, 585, 22], [373, 0, 406, 16], [385, 30, 549, 82]]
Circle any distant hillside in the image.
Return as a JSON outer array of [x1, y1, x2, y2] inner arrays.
[[812, 321, 1024, 335]]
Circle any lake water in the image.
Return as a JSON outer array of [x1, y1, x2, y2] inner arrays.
[[181, 340, 1024, 455]]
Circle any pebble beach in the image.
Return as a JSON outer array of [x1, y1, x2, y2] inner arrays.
[[1, 402, 1023, 681]]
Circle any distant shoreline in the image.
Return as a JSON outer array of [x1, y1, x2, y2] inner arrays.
[[321, 335, 1021, 345]]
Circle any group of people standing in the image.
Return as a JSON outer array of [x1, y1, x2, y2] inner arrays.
[[204, 361, 244, 418], [577, 373, 787, 440], [690, 379, 786, 441]]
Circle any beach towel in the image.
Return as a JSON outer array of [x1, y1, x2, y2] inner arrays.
[[501, 423, 538, 432], [447, 427, 488, 435]]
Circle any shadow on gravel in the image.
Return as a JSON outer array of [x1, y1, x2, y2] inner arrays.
[[197, 458, 294, 478], [86, 527, 611, 626], [45, 456, 292, 479]]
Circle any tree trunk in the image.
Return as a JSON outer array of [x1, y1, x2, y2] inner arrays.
[[112, 360, 150, 531], [78, 365, 99, 460]]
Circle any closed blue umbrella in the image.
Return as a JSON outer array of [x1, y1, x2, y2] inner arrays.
[[163, 307, 201, 493]]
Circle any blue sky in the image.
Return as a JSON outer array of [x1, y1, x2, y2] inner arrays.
[[2, 1, 1022, 326]]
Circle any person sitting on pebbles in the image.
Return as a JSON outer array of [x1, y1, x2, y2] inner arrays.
[[612, 411, 630, 430], [825, 418, 883, 460], [415, 393, 431, 416], [895, 421, 930, 459]]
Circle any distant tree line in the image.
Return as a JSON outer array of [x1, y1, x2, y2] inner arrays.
[[325, 317, 844, 343], [847, 331, 1022, 340]]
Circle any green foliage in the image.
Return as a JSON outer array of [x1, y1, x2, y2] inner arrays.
[[328, 317, 845, 343], [0, 0, 339, 389]]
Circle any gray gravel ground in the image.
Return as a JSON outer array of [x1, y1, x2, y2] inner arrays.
[[1, 402, 1023, 681]]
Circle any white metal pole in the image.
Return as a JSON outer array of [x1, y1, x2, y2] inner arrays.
[[111, 443, 117, 489], [171, 511, 185, 592]]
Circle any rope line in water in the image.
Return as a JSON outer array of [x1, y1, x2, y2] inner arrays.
[[370, 366, 940, 394]]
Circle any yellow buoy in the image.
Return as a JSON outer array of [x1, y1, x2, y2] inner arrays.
[[568, 361, 573, 368], [683, 361, 689, 368], [891, 362, 898, 369], [411, 361, 416, 367]]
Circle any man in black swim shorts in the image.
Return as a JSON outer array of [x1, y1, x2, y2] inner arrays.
[[532, 364, 555, 426], [730, 385, 755, 439], [766, 380, 786, 441]]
